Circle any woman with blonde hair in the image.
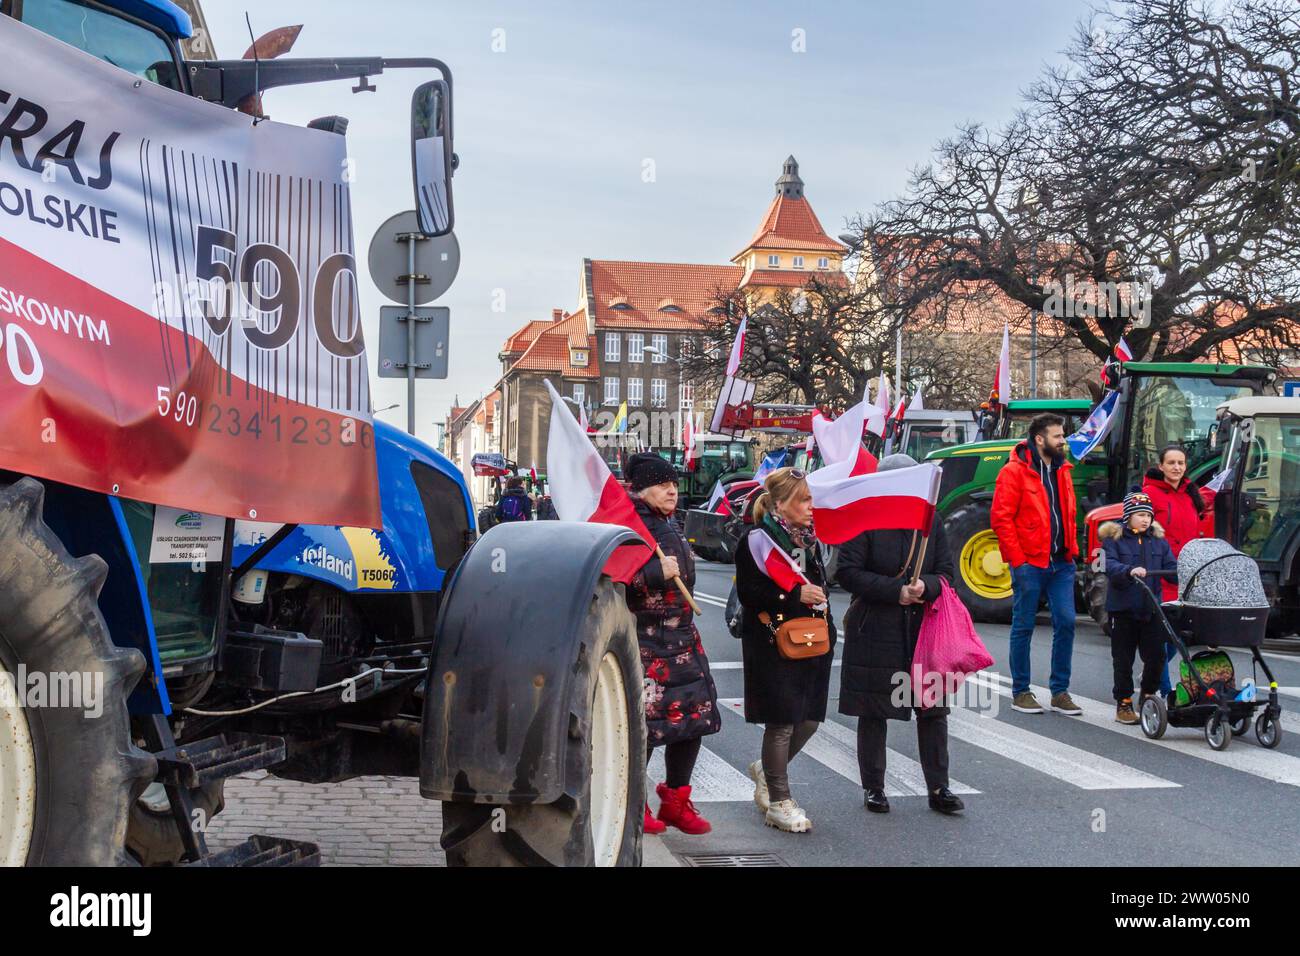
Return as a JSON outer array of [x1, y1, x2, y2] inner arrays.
[[734, 466, 835, 833]]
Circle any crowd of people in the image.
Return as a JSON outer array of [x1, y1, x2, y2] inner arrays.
[[607, 414, 1213, 838]]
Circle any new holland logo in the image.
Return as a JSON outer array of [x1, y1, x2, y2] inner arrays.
[[174, 511, 203, 530]]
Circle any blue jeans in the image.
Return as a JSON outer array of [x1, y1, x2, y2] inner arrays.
[[1009, 560, 1077, 696]]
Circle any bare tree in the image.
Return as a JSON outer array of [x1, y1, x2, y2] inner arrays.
[[852, 0, 1300, 365]]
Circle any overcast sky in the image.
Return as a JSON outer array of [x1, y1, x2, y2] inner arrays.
[[203, 0, 1093, 446]]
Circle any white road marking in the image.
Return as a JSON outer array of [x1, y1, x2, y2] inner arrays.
[[717, 699, 978, 797], [970, 673, 1300, 788], [648, 744, 754, 803], [946, 707, 1179, 790]]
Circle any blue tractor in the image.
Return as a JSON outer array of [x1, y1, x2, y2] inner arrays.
[[0, 0, 646, 867]]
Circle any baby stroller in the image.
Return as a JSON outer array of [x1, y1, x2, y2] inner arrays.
[[1137, 539, 1283, 751]]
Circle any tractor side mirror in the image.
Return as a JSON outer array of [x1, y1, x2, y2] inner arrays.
[[410, 79, 456, 237]]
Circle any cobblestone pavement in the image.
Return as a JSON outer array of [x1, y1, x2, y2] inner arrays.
[[206, 770, 446, 866]]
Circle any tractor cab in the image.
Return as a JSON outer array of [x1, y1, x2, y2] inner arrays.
[[994, 399, 1093, 440], [1210, 398, 1300, 636]]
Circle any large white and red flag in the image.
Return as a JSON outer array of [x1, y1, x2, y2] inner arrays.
[[810, 395, 878, 476], [806, 459, 943, 544], [747, 529, 811, 592], [544, 381, 655, 583], [725, 316, 748, 377], [907, 385, 925, 413]]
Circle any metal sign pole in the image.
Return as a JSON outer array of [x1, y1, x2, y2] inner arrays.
[[407, 234, 417, 436]]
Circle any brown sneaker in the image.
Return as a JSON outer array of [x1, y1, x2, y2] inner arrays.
[[1051, 692, 1083, 716], [1012, 692, 1044, 714], [1115, 698, 1138, 724]]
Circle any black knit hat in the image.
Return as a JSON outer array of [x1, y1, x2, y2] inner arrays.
[[1123, 491, 1154, 521], [626, 452, 677, 491]]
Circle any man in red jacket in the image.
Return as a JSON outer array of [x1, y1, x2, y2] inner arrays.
[[990, 413, 1083, 716]]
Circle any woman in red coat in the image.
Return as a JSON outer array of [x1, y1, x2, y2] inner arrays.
[[1140, 444, 1214, 696]]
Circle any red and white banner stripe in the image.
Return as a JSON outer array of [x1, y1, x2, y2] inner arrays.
[[725, 316, 748, 377]]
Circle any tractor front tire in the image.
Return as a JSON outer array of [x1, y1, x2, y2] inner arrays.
[[946, 502, 1014, 623], [440, 576, 645, 866], [0, 479, 156, 866]]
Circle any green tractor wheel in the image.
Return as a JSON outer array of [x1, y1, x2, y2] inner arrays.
[[946, 502, 1014, 623]]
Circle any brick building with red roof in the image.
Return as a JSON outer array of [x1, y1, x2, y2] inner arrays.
[[492, 158, 854, 470]]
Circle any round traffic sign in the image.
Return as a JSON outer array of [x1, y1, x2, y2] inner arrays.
[[367, 210, 460, 305]]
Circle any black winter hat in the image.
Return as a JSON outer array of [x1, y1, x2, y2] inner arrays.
[[626, 452, 678, 491]]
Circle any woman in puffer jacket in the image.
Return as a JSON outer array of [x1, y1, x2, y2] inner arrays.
[[1140, 444, 1214, 696]]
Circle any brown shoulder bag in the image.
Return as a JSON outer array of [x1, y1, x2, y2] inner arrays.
[[758, 610, 830, 660]]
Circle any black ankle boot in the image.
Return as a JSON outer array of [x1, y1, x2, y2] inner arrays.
[[864, 789, 890, 813], [928, 787, 964, 814]]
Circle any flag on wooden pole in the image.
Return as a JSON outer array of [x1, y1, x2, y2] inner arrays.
[[805, 459, 943, 544]]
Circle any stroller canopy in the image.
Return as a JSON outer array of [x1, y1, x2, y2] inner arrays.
[[1177, 538, 1267, 608]]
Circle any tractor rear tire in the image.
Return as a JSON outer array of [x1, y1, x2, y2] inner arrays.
[[440, 576, 645, 866], [0, 478, 156, 866], [1086, 570, 1109, 630], [946, 502, 1014, 623]]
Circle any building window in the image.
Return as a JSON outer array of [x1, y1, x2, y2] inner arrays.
[[627, 378, 643, 406], [818, 256, 829, 269], [603, 377, 619, 405], [573, 383, 585, 405], [792, 255, 804, 269], [679, 382, 695, 408], [571, 349, 587, 366], [650, 379, 667, 408], [604, 333, 620, 362], [767, 254, 779, 267], [651, 334, 667, 362], [627, 333, 644, 363]]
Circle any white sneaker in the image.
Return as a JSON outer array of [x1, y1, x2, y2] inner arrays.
[[748, 760, 770, 813], [765, 799, 812, 833]]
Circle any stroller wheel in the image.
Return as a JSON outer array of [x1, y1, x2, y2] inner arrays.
[[1139, 695, 1167, 739], [1230, 716, 1250, 737], [1205, 712, 1232, 751], [1255, 713, 1283, 749]]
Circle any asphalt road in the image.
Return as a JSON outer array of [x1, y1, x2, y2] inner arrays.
[[647, 560, 1300, 867]]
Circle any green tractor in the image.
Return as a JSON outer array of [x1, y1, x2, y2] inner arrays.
[[927, 364, 1276, 622]]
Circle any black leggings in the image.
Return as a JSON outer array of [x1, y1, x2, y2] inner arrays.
[[647, 737, 702, 789]]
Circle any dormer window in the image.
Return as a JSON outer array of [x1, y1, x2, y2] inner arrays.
[[608, 296, 632, 311], [571, 349, 588, 366], [767, 254, 779, 267], [657, 298, 682, 313]]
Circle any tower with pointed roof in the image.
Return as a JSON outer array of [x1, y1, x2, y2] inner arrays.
[[731, 157, 849, 300]]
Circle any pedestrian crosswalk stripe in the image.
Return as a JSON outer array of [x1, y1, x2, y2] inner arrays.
[[947, 707, 1179, 790], [970, 673, 1300, 788], [808, 711, 980, 797], [695, 595, 728, 609], [717, 699, 978, 798], [648, 741, 754, 803]]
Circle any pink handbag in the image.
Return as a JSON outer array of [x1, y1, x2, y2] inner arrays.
[[910, 578, 995, 708]]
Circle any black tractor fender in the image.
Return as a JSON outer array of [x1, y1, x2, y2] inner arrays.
[[419, 520, 644, 805]]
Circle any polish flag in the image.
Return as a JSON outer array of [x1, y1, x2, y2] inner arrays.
[[705, 479, 726, 513], [748, 529, 811, 592], [1114, 337, 1134, 363], [725, 316, 748, 377], [811, 401, 878, 476], [544, 381, 655, 583], [990, 324, 1011, 408], [682, 412, 699, 472], [529, 462, 538, 484], [907, 385, 925, 413], [578, 401, 591, 433], [806, 459, 943, 545], [892, 397, 906, 422]]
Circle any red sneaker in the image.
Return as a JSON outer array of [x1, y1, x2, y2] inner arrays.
[[655, 783, 712, 835], [643, 803, 667, 835]]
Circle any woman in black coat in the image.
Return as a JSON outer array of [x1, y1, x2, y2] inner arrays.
[[835, 453, 964, 816], [735, 467, 835, 833], [623, 453, 720, 836]]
